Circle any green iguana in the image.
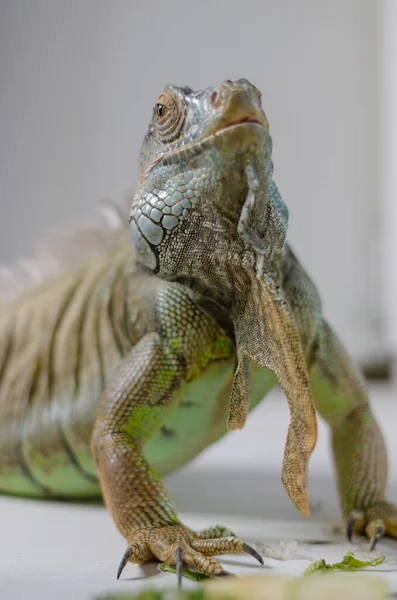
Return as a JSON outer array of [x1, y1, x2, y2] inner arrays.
[[0, 79, 395, 580]]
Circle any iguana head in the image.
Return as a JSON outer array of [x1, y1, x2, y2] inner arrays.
[[130, 78, 288, 278], [130, 80, 317, 517]]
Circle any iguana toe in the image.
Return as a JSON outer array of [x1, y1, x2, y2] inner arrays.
[[196, 524, 237, 539], [116, 523, 263, 580], [367, 521, 385, 552], [346, 501, 397, 550]]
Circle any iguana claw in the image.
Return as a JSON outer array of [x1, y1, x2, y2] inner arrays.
[[369, 524, 385, 552], [176, 545, 182, 587], [346, 510, 363, 543], [117, 546, 133, 580], [242, 542, 264, 565], [346, 502, 397, 551]]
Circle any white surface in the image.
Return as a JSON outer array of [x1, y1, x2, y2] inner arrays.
[[1, 386, 396, 599], [2, 504, 397, 600], [0, 0, 384, 361], [166, 385, 397, 521]]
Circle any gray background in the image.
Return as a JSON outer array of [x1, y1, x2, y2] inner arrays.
[[0, 0, 385, 361]]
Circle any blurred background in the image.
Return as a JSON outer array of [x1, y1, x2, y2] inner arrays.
[[0, 0, 396, 371]]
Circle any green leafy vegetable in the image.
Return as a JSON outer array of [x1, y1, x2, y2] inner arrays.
[[304, 551, 384, 576], [159, 562, 210, 582]]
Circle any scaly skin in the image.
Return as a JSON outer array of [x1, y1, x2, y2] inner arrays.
[[0, 79, 395, 579], [0, 242, 269, 497]]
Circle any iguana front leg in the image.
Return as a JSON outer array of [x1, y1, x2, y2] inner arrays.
[[91, 288, 262, 578], [282, 250, 396, 549], [310, 321, 397, 549]]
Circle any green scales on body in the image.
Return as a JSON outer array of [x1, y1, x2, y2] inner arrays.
[[0, 246, 267, 497], [0, 79, 395, 578]]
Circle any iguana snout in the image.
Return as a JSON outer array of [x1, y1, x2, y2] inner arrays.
[[200, 78, 268, 140]]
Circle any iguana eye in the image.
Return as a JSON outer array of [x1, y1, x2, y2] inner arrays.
[[156, 104, 167, 118], [154, 90, 184, 142]]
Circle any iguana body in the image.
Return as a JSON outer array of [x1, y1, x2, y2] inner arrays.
[[0, 79, 396, 578], [0, 236, 270, 497]]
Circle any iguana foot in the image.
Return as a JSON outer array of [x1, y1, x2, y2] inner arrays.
[[346, 501, 397, 550], [117, 523, 263, 579]]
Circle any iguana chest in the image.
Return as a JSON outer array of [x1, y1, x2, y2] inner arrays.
[[147, 357, 277, 476]]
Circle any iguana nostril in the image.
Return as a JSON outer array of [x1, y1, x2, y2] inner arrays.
[[235, 78, 250, 87], [210, 86, 251, 112], [210, 90, 219, 106]]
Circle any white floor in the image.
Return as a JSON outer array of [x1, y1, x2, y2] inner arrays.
[[1, 385, 397, 599]]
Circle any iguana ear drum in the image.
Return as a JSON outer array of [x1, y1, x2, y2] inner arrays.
[[130, 213, 158, 271], [154, 90, 184, 143]]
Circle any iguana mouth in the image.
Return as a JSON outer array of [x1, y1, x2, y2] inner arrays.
[[147, 119, 266, 175], [210, 117, 266, 137]]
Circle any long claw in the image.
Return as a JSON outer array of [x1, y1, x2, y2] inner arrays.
[[216, 570, 235, 577], [346, 514, 355, 542], [346, 510, 365, 542], [117, 547, 132, 580], [176, 546, 183, 588], [243, 542, 264, 566], [369, 525, 384, 552]]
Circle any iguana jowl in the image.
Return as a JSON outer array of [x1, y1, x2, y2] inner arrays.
[[0, 79, 396, 579]]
